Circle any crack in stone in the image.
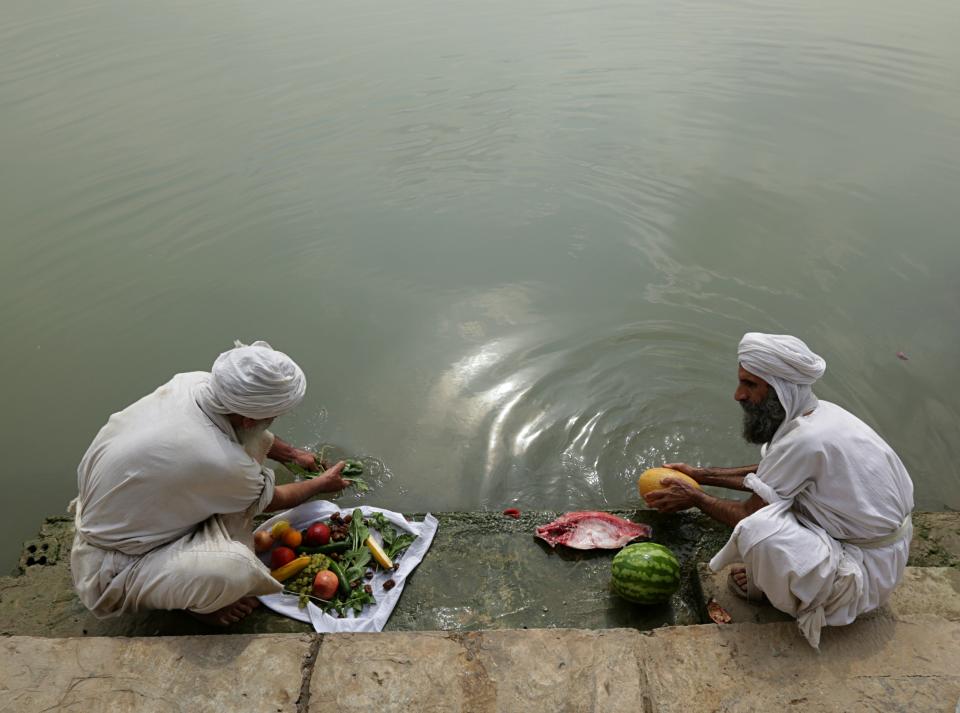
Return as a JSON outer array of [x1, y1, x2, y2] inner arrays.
[[635, 640, 655, 713], [296, 634, 322, 713]]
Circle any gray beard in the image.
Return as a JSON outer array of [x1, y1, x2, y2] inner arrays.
[[741, 390, 786, 445]]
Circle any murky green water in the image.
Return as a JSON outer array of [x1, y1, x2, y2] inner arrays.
[[2, 0, 959, 570]]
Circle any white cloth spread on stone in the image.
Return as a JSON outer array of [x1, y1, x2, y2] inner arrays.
[[711, 399, 914, 648], [256, 502, 439, 633], [71, 371, 284, 618]]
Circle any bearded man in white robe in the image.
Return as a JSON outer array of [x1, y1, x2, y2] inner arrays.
[[71, 340, 350, 626], [646, 332, 914, 647]]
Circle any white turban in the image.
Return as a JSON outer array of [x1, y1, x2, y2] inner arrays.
[[206, 340, 307, 420], [738, 332, 826, 432]]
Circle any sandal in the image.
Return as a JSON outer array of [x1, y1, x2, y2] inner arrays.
[[727, 566, 765, 601]]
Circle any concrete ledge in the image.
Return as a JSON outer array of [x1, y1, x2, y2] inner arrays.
[[3, 617, 959, 713], [886, 567, 960, 621], [3, 512, 957, 711], [644, 615, 960, 713], [310, 629, 647, 712], [0, 634, 312, 713]]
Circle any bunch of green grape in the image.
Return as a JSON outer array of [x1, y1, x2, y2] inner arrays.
[[284, 554, 332, 608]]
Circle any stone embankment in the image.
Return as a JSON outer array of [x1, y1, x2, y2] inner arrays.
[[1, 510, 958, 712]]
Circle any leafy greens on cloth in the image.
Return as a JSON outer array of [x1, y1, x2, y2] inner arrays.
[[255, 502, 438, 633]]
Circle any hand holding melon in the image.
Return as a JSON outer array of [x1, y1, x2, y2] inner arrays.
[[639, 467, 703, 513], [638, 467, 702, 496]]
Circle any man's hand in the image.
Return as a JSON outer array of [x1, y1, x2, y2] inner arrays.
[[291, 448, 322, 472], [644, 477, 704, 513], [265, 461, 350, 512], [269, 437, 328, 470], [312, 461, 350, 492], [662, 462, 709, 484]]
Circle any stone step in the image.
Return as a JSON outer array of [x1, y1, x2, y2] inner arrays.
[[3, 511, 957, 638], [3, 614, 959, 713], [698, 564, 960, 626]]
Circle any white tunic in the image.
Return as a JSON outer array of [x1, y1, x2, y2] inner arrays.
[[71, 371, 282, 617], [711, 400, 914, 647]]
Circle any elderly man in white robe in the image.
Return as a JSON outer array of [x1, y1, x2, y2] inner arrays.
[[645, 332, 914, 647], [70, 340, 351, 626]]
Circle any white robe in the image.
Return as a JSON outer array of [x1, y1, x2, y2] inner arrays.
[[70, 372, 283, 618], [711, 400, 914, 647]]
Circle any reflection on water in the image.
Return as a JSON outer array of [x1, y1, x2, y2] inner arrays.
[[421, 320, 744, 510], [2, 0, 960, 569]]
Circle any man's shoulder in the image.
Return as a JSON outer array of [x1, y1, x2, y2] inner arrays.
[[768, 401, 858, 450], [793, 400, 891, 454], [167, 371, 212, 390], [127, 371, 210, 407], [810, 401, 876, 435]]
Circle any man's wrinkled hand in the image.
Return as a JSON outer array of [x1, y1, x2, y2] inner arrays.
[[644, 477, 702, 513], [662, 462, 707, 484], [292, 449, 322, 472], [315, 461, 350, 493]]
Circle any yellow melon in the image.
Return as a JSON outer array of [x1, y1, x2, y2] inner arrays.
[[637, 468, 702, 497]]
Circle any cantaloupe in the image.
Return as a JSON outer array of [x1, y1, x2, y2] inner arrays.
[[637, 467, 701, 497]]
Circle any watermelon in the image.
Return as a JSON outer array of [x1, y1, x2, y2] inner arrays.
[[610, 542, 681, 604]]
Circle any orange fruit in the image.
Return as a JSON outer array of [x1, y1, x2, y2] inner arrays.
[[281, 528, 303, 548]]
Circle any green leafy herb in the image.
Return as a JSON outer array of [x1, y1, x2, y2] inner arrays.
[[284, 461, 314, 479], [342, 459, 364, 476], [344, 476, 370, 492], [387, 533, 416, 559], [367, 513, 417, 560], [348, 508, 369, 550], [285, 459, 371, 492]]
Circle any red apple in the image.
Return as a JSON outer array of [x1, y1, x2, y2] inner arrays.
[[304, 522, 331, 547], [312, 570, 339, 600]]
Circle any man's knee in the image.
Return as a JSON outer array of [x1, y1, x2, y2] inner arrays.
[[133, 545, 278, 613]]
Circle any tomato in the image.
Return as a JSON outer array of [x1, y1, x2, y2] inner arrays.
[[312, 570, 339, 600], [270, 546, 297, 570], [304, 522, 331, 547], [253, 530, 275, 553]]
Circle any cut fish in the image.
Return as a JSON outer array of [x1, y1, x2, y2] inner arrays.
[[534, 511, 652, 550]]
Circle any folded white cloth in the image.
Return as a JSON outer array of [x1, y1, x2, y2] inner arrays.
[[256, 501, 439, 633]]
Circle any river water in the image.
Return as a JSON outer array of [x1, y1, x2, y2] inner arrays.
[[2, 0, 959, 570]]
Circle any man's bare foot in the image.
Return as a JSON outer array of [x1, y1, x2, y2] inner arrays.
[[187, 596, 261, 627], [728, 565, 765, 601], [732, 566, 749, 590]]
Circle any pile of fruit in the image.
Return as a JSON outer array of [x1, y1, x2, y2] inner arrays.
[[255, 508, 416, 616]]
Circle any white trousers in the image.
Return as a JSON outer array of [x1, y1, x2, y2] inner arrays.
[[710, 499, 909, 648], [71, 508, 281, 618]]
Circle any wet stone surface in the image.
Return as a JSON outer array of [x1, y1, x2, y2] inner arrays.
[[1, 510, 955, 638]]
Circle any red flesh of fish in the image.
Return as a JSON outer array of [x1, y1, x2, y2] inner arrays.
[[534, 511, 652, 550]]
